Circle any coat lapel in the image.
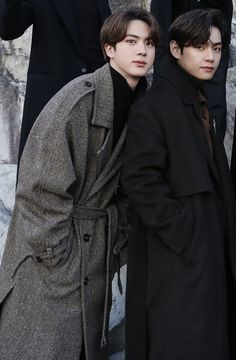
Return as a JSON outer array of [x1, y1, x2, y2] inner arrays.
[[92, 64, 114, 172], [192, 101, 223, 190], [208, 124, 225, 191], [86, 126, 127, 202], [92, 64, 113, 129], [85, 64, 127, 201], [161, 61, 223, 190]]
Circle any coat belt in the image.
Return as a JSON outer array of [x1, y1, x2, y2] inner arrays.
[[72, 204, 118, 348]]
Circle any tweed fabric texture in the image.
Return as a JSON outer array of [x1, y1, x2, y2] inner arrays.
[[0, 63, 127, 360]]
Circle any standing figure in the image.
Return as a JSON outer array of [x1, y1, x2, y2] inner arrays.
[[0, 0, 111, 161], [0, 7, 160, 360], [150, 0, 233, 140], [122, 9, 236, 360]]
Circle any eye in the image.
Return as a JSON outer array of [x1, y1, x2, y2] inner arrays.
[[213, 46, 222, 53], [197, 45, 205, 50], [145, 39, 154, 47], [125, 38, 136, 45]]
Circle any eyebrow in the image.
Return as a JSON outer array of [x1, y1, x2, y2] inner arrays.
[[125, 34, 151, 40], [207, 39, 222, 46], [125, 34, 140, 38]]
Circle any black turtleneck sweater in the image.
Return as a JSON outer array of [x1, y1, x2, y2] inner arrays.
[[110, 66, 146, 148]]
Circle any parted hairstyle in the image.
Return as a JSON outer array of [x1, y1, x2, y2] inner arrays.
[[100, 7, 161, 61], [168, 9, 228, 53]]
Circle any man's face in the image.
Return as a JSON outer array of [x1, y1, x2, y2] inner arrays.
[[105, 20, 155, 89], [170, 26, 222, 80]]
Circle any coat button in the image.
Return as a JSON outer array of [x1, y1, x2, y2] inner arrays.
[[84, 277, 89, 286], [83, 234, 90, 242], [81, 67, 87, 73], [84, 81, 92, 87]]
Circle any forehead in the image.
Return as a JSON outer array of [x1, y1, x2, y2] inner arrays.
[[208, 26, 222, 44], [125, 19, 150, 37]]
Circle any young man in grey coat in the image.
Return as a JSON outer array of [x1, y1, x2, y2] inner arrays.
[[0, 8, 160, 360]]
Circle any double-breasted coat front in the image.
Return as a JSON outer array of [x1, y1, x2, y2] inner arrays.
[[0, 64, 127, 360], [121, 60, 236, 360], [0, 0, 111, 159]]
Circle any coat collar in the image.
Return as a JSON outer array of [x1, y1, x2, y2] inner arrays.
[[160, 59, 224, 191], [91, 63, 114, 129], [163, 62, 224, 189], [51, 0, 111, 55], [160, 59, 200, 105]]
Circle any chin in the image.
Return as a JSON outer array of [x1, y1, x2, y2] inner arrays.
[[200, 74, 215, 80], [132, 70, 148, 77]]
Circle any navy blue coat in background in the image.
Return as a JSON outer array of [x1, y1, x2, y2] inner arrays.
[[121, 59, 236, 360], [0, 0, 111, 160], [150, 0, 233, 140]]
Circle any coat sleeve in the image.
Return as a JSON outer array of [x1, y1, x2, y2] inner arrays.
[[121, 98, 194, 255], [13, 89, 81, 258], [0, 0, 34, 40]]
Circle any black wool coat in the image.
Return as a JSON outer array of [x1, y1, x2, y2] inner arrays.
[[0, 0, 111, 160], [121, 60, 236, 360]]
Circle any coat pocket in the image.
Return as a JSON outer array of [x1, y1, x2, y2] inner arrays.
[[158, 204, 195, 256], [33, 233, 73, 270]]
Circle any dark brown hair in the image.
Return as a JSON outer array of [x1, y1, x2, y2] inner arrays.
[[168, 9, 228, 53], [100, 7, 161, 61]]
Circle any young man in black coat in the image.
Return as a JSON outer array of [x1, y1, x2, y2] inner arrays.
[[122, 9, 236, 360], [150, 0, 233, 140], [0, 0, 111, 161]]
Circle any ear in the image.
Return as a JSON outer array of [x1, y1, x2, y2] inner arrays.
[[104, 43, 115, 60], [169, 40, 181, 60]]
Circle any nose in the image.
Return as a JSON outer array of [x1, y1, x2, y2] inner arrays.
[[137, 41, 147, 56], [205, 47, 214, 62]]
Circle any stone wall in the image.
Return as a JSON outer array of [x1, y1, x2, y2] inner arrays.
[[0, 1, 235, 360], [0, 30, 31, 164]]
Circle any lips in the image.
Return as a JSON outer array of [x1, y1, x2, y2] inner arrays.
[[133, 60, 147, 66], [201, 66, 214, 72]]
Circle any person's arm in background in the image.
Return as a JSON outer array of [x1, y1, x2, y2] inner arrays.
[[0, 0, 34, 40]]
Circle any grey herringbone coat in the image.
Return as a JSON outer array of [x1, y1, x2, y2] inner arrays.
[[0, 64, 127, 360]]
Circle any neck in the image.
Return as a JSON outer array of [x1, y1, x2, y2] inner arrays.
[[109, 63, 138, 90]]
